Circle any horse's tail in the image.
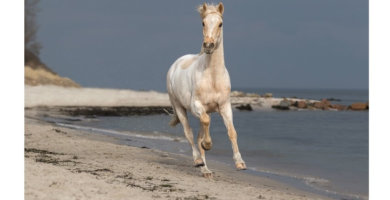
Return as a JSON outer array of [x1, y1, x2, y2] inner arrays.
[[169, 114, 180, 127], [163, 108, 180, 127]]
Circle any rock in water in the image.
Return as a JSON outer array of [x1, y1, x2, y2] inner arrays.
[[272, 99, 290, 110], [330, 104, 347, 111], [230, 91, 246, 97], [246, 93, 261, 97], [349, 102, 368, 110], [296, 101, 307, 109], [235, 104, 253, 111], [313, 99, 331, 110]]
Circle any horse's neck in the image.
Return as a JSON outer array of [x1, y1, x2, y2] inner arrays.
[[203, 33, 225, 71]]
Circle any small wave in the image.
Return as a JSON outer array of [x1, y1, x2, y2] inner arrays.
[[55, 123, 187, 143], [247, 167, 365, 200], [129, 132, 186, 142], [303, 176, 330, 187], [302, 177, 364, 200]]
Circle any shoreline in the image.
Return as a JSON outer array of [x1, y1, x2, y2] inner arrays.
[[25, 109, 331, 200]]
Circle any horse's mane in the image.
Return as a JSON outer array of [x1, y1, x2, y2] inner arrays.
[[197, 3, 223, 18]]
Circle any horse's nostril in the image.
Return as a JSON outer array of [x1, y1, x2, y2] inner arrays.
[[203, 42, 215, 49]]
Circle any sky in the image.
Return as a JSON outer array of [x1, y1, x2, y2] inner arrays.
[[36, 0, 368, 91]]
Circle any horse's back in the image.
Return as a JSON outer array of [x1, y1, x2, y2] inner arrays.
[[168, 54, 198, 76]]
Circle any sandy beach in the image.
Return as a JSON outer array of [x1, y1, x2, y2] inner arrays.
[[24, 85, 171, 108], [24, 85, 332, 200]]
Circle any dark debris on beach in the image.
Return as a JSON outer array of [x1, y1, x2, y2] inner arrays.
[[33, 106, 175, 117]]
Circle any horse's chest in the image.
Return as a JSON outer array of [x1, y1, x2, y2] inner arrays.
[[195, 80, 230, 109], [192, 68, 231, 110]]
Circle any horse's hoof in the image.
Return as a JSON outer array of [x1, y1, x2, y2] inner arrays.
[[236, 162, 247, 170], [203, 172, 213, 178], [201, 141, 212, 151], [194, 159, 205, 167]]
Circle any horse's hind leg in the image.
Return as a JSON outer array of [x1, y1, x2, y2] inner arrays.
[[174, 105, 204, 167], [167, 94, 180, 127]]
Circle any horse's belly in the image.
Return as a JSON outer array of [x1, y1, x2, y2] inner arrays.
[[198, 91, 229, 113], [204, 102, 219, 113], [171, 75, 193, 109]]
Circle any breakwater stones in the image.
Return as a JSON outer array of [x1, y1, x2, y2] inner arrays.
[[273, 98, 368, 111], [231, 91, 368, 111], [272, 99, 290, 110], [235, 104, 253, 111], [348, 102, 369, 111]]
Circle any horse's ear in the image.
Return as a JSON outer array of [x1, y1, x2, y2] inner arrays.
[[203, 3, 207, 11], [197, 3, 207, 17], [217, 2, 224, 15]]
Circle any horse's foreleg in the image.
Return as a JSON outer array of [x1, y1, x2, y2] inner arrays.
[[175, 105, 203, 167], [192, 100, 213, 151], [219, 102, 246, 170], [200, 113, 212, 151], [197, 125, 212, 178], [192, 100, 213, 177]]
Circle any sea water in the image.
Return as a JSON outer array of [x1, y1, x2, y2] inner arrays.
[[59, 88, 368, 199]]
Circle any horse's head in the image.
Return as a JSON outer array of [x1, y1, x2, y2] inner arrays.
[[198, 2, 224, 54]]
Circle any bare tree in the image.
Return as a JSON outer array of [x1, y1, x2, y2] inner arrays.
[[24, 0, 55, 73], [25, 0, 41, 60]]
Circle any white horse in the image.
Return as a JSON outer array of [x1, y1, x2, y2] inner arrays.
[[166, 2, 246, 177]]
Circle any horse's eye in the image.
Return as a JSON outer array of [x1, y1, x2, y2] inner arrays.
[[202, 22, 205, 27], [219, 23, 223, 27]]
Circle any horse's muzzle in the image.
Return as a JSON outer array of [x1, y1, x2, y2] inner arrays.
[[204, 49, 213, 54]]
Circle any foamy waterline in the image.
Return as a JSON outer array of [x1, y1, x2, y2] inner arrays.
[[246, 166, 365, 200], [55, 122, 187, 143]]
